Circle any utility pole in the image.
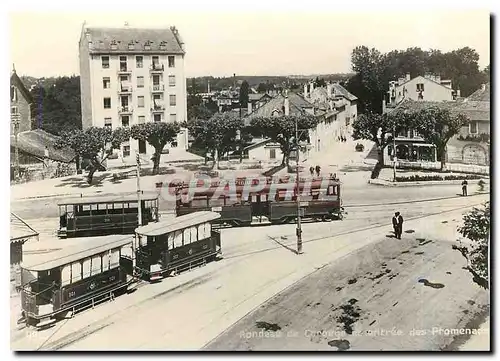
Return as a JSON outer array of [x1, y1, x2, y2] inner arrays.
[[393, 120, 397, 182], [295, 118, 303, 254], [136, 151, 142, 226], [11, 113, 20, 180]]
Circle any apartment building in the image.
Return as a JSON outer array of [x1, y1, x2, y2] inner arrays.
[[79, 24, 189, 157]]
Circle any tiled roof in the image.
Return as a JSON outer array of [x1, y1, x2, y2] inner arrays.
[[332, 84, 357, 101], [467, 83, 490, 102], [10, 129, 75, 163], [84, 27, 185, 54], [248, 93, 271, 101]]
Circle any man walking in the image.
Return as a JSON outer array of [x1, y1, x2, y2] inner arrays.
[[315, 165, 321, 177], [392, 212, 404, 239], [462, 179, 468, 196], [310, 166, 315, 177]]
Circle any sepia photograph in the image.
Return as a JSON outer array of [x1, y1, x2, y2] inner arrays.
[[8, 2, 491, 352]]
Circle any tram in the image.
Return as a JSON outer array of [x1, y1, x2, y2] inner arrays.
[[134, 211, 222, 282], [20, 235, 134, 328], [57, 193, 159, 238], [175, 176, 343, 226]]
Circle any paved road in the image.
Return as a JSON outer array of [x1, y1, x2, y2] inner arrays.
[[11, 194, 488, 350]]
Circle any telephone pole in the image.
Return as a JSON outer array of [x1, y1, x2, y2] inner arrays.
[[136, 151, 142, 226], [295, 118, 303, 254], [11, 113, 21, 180]]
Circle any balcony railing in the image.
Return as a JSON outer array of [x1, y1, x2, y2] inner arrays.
[[150, 63, 164, 72], [118, 86, 132, 94], [118, 106, 133, 114], [151, 104, 165, 112], [151, 84, 165, 92], [118, 67, 132, 74]]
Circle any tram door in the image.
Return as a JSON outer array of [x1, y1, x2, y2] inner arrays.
[[250, 194, 270, 219]]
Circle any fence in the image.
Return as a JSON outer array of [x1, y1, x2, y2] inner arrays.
[[11, 161, 76, 185], [395, 161, 489, 176]]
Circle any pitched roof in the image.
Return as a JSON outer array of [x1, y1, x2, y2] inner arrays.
[[11, 213, 38, 243], [10, 129, 75, 163], [10, 70, 33, 104], [248, 93, 272, 101], [390, 99, 490, 122], [332, 83, 358, 101], [395, 75, 453, 92], [467, 83, 490, 102], [83, 26, 185, 54]]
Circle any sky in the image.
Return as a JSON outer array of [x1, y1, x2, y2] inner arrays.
[[8, 6, 491, 79]]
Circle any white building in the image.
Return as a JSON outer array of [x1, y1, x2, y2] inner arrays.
[[78, 24, 189, 158]]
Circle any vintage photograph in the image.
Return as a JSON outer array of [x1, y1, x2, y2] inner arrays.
[[9, 7, 490, 352]]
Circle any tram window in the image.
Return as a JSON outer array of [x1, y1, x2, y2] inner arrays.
[[183, 228, 191, 245], [198, 224, 206, 239], [173, 230, 182, 248], [61, 264, 71, 286], [82, 204, 91, 212], [91, 255, 101, 276], [128, 202, 138, 208], [71, 262, 82, 283], [139, 235, 147, 247], [82, 258, 92, 279], [192, 197, 208, 208], [110, 249, 120, 269], [168, 232, 175, 249], [102, 251, 110, 271], [121, 244, 133, 258], [190, 226, 198, 243], [204, 222, 211, 237]]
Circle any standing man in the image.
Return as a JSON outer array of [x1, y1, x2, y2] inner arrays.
[[315, 165, 321, 177], [462, 179, 468, 196], [309, 166, 315, 177], [392, 212, 404, 239], [392, 212, 399, 238]]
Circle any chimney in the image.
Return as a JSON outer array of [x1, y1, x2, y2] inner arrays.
[[248, 101, 252, 114], [284, 91, 290, 116], [406, 73, 411, 81], [310, 82, 315, 93], [304, 83, 308, 98]]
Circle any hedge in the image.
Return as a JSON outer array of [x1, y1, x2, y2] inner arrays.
[[395, 174, 483, 182]]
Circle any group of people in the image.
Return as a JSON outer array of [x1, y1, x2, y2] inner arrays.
[[309, 165, 321, 177], [337, 135, 348, 142]]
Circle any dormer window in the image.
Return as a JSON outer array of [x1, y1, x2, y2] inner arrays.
[[128, 42, 135, 50], [144, 41, 151, 50], [110, 40, 118, 50], [160, 41, 167, 50]]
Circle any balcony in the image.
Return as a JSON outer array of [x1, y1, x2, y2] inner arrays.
[[151, 84, 165, 93], [117, 66, 131, 75], [150, 63, 164, 72], [118, 106, 133, 114], [151, 104, 165, 113]]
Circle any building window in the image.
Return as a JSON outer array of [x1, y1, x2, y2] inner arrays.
[[110, 40, 118, 50], [128, 42, 135, 50], [270, 149, 276, 159], [103, 97, 111, 109], [104, 118, 112, 129], [120, 56, 127, 71], [103, 77, 111, 89], [169, 94, 176, 106], [123, 145, 131, 157], [138, 116, 145, 124], [470, 121, 478, 134], [102, 56, 110, 69], [144, 42, 151, 50], [138, 96, 145, 108], [154, 114, 162, 122], [11, 86, 18, 102], [169, 75, 176, 87], [169, 113, 177, 122], [122, 116, 130, 127], [168, 56, 175, 68], [160, 41, 167, 50], [137, 76, 144, 88], [11, 106, 18, 114], [416, 83, 424, 92], [136, 56, 143, 68]]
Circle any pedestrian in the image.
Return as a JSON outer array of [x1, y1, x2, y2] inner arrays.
[[310, 166, 315, 177], [462, 179, 468, 196], [392, 212, 404, 239], [315, 165, 321, 177]]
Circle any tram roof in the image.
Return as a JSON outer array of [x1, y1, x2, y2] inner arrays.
[[21, 235, 133, 271], [57, 192, 159, 206], [135, 211, 221, 236]]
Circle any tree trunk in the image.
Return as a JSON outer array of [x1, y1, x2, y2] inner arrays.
[[152, 151, 161, 175], [438, 146, 446, 171], [213, 148, 219, 170], [377, 146, 385, 167], [87, 166, 97, 184]]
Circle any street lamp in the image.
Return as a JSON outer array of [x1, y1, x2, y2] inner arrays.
[[294, 118, 307, 255]]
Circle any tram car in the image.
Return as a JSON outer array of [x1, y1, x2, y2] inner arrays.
[[57, 193, 160, 238], [133, 211, 222, 282], [20, 235, 135, 328], [175, 176, 343, 226]]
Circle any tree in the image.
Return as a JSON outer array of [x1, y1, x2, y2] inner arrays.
[[454, 202, 490, 289], [186, 112, 243, 168], [352, 111, 411, 167], [411, 106, 469, 170], [249, 115, 319, 167], [130, 122, 181, 175], [239, 80, 250, 109], [313, 77, 326, 87], [55, 127, 130, 184]]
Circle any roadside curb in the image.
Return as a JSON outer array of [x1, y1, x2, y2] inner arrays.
[[369, 178, 490, 187]]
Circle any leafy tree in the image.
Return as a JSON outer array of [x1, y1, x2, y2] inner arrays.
[[30, 76, 81, 135], [187, 95, 215, 121], [411, 106, 469, 170], [249, 115, 319, 166], [352, 111, 411, 167], [239, 80, 250, 108], [185, 112, 243, 168], [55, 127, 130, 184], [130, 122, 181, 175], [454, 202, 490, 289], [313, 77, 326, 87]]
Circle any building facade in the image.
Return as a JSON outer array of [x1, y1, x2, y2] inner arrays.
[[79, 24, 189, 157], [10, 67, 34, 135]]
